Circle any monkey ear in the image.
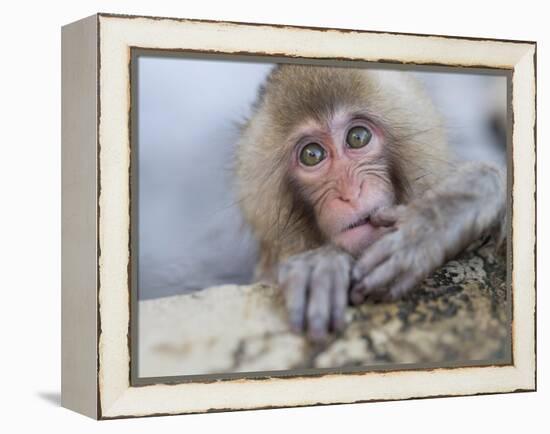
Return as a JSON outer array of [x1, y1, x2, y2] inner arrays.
[[370, 205, 405, 227]]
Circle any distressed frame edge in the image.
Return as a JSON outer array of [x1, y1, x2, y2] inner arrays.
[[510, 43, 537, 389], [95, 11, 537, 46], [61, 13, 100, 419], [90, 14, 536, 419]]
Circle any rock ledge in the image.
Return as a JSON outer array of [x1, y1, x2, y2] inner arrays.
[[139, 241, 509, 378]]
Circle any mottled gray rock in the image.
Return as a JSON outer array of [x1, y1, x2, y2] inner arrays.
[[138, 240, 509, 378]]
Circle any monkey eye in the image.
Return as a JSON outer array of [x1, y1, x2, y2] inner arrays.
[[346, 126, 372, 149], [299, 143, 326, 167]]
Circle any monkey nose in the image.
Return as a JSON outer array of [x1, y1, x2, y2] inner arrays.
[[338, 187, 362, 203], [337, 180, 364, 203], [339, 194, 354, 203]]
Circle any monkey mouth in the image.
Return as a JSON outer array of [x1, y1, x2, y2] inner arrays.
[[333, 213, 382, 255], [333, 206, 393, 254], [342, 214, 372, 232]]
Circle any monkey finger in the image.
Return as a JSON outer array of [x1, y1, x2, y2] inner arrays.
[[356, 256, 404, 296], [387, 273, 422, 300], [365, 284, 395, 302], [307, 263, 332, 342], [349, 284, 367, 306], [330, 260, 351, 332], [352, 237, 396, 281], [350, 281, 391, 304], [370, 205, 405, 227], [279, 268, 309, 333]]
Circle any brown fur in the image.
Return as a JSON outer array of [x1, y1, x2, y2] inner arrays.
[[235, 64, 450, 278]]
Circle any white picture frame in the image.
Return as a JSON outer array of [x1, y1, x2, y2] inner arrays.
[[61, 13, 536, 419]]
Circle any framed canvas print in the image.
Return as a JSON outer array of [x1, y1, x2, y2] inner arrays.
[[61, 13, 536, 419]]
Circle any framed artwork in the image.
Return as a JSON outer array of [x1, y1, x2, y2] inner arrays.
[[61, 13, 536, 419]]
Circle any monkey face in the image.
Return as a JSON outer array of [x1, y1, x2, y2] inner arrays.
[[290, 110, 396, 255]]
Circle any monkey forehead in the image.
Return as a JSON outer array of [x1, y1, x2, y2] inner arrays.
[[259, 65, 376, 132], [255, 65, 440, 139], [285, 108, 363, 144]]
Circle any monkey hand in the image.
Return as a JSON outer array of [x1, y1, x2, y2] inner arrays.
[[350, 163, 505, 304], [277, 246, 354, 342], [350, 202, 458, 304]]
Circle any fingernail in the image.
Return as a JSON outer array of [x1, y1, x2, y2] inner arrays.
[[350, 287, 365, 305], [308, 328, 328, 343], [332, 317, 346, 332], [308, 317, 328, 343]]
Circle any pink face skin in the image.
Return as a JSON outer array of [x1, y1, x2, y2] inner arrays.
[[290, 110, 396, 256]]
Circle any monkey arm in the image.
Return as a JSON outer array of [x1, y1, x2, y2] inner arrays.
[[350, 161, 506, 304], [277, 246, 353, 342]]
